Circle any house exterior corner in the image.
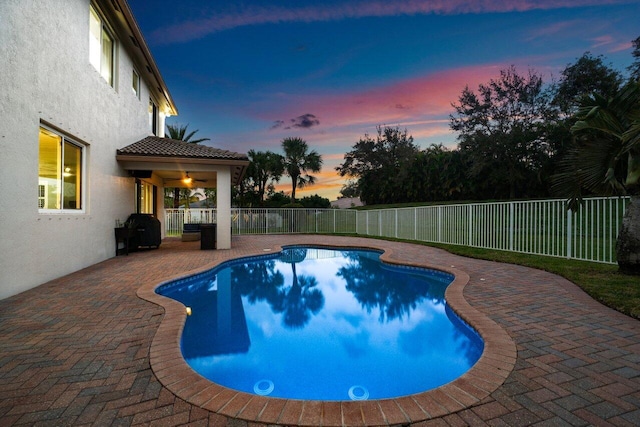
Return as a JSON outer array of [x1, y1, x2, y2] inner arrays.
[[0, 0, 177, 299]]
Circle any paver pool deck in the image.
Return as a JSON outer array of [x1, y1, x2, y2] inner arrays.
[[1, 235, 639, 426]]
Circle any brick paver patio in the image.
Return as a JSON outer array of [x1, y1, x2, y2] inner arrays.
[[1, 235, 639, 426]]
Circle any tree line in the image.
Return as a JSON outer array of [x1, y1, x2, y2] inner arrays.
[[337, 38, 640, 206]]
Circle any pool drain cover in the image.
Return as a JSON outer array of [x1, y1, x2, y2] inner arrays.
[[348, 385, 369, 401], [254, 379, 274, 396]]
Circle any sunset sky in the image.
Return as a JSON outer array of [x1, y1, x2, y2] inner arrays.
[[129, 0, 640, 201]]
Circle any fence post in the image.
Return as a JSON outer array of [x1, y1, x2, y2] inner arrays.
[[366, 211, 369, 235], [468, 204, 473, 247], [333, 209, 336, 233], [438, 206, 442, 243], [567, 208, 573, 259], [395, 209, 398, 238], [414, 207, 417, 241], [509, 202, 514, 252]]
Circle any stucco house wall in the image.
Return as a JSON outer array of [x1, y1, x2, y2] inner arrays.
[[0, 0, 171, 299]]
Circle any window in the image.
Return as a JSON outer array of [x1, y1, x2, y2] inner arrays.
[[136, 180, 156, 214], [132, 69, 140, 98], [89, 5, 115, 86], [149, 98, 158, 135], [38, 126, 84, 211]]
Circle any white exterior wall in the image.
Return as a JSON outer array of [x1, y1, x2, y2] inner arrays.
[[0, 0, 161, 299]]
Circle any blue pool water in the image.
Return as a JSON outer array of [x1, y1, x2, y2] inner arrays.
[[157, 246, 483, 401]]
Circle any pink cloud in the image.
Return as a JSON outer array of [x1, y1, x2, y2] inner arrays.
[[609, 41, 633, 52], [591, 35, 615, 48], [152, 0, 630, 44], [590, 36, 634, 53], [259, 64, 505, 131], [526, 20, 581, 40]]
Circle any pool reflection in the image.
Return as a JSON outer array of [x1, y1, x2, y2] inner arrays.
[[337, 251, 446, 322]]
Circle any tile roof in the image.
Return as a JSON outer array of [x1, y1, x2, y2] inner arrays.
[[117, 136, 248, 161]]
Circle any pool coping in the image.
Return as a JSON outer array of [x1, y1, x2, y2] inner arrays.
[[137, 239, 517, 426]]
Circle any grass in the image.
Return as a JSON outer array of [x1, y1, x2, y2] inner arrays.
[[347, 234, 640, 319]]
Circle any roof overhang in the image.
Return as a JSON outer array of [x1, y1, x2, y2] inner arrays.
[[116, 137, 249, 187], [99, 0, 178, 116], [116, 155, 249, 187]]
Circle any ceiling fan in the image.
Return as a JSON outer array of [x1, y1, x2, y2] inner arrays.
[[165, 172, 207, 185]]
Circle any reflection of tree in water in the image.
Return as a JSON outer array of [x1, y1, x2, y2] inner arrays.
[[337, 252, 447, 322], [231, 248, 325, 329], [232, 259, 285, 304], [276, 248, 325, 329]]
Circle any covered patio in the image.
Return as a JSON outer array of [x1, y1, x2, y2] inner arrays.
[[116, 136, 249, 249]]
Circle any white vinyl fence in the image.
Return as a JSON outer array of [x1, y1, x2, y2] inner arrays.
[[165, 196, 629, 264]]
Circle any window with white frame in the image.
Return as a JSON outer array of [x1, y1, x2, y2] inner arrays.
[[149, 98, 159, 135], [132, 69, 140, 98], [89, 4, 115, 86], [38, 126, 85, 211]]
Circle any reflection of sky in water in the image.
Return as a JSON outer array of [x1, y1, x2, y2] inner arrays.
[[159, 247, 483, 401]]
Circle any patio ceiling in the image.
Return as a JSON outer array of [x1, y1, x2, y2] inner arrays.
[[116, 136, 249, 187]]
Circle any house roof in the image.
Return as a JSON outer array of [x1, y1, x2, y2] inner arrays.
[[117, 136, 248, 161], [116, 137, 249, 187]]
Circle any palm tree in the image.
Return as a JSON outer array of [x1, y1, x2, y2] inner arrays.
[[165, 124, 210, 208], [247, 150, 284, 203], [166, 123, 211, 144], [554, 81, 640, 273], [181, 189, 204, 208], [281, 137, 322, 203]]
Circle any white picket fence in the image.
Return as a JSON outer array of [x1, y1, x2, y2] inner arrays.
[[165, 196, 629, 264]]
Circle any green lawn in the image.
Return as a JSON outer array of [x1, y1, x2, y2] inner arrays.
[[354, 235, 640, 319]]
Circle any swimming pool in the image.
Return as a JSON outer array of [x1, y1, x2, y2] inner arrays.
[[157, 246, 483, 401]]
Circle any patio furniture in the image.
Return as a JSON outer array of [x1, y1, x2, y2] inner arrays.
[[114, 227, 136, 256], [182, 223, 201, 242], [200, 223, 216, 250]]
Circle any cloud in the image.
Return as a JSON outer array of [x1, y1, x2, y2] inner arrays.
[[272, 113, 320, 130], [591, 35, 615, 48], [152, 0, 630, 44], [264, 64, 506, 129], [270, 120, 285, 130], [526, 20, 580, 41], [609, 41, 633, 52]]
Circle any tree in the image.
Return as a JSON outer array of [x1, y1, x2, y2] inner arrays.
[[553, 52, 623, 115], [545, 53, 624, 187], [553, 81, 640, 273], [180, 189, 204, 208], [629, 36, 640, 81], [165, 124, 210, 208], [281, 137, 322, 203], [450, 66, 554, 199], [298, 194, 331, 209], [166, 123, 211, 144], [336, 126, 418, 204], [202, 188, 216, 207], [338, 180, 359, 199], [404, 144, 470, 202], [246, 150, 284, 204]]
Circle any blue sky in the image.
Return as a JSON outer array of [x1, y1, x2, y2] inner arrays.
[[129, 0, 640, 200]]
